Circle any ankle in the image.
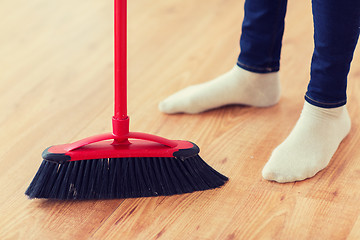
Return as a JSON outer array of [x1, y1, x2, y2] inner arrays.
[[244, 70, 281, 107]]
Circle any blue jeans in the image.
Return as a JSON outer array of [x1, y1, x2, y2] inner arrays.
[[237, 0, 360, 108]]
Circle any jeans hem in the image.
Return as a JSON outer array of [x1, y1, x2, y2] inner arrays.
[[237, 61, 279, 74], [304, 94, 347, 108]]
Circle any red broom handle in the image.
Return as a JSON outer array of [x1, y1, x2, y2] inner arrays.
[[114, 0, 127, 119], [110, 0, 177, 148], [113, 0, 129, 138]]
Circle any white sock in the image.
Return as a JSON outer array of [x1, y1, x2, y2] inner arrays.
[[158, 65, 281, 114], [262, 101, 351, 183]]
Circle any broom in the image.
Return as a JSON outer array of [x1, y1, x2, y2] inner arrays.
[[25, 0, 228, 200]]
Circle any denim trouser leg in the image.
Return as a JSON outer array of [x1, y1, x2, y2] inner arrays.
[[305, 0, 360, 108], [237, 0, 288, 73]]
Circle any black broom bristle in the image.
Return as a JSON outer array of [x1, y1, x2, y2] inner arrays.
[[25, 156, 228, 200]]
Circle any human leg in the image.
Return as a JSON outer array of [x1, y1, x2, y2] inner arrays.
[[158, 0, 287, 114], [263, 0, 360, 183], [237, 0, 288, 73]]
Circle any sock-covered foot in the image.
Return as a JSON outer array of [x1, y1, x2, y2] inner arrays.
[[158, 65, 281, 114], [262, 101, 351, 183]]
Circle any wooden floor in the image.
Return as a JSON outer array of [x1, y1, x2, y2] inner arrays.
[[1, 0, 360, 239]]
